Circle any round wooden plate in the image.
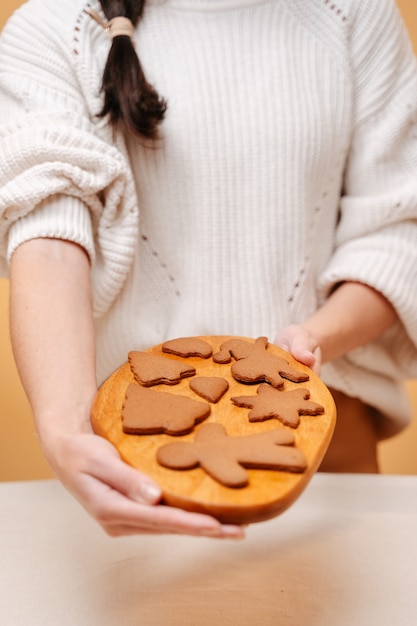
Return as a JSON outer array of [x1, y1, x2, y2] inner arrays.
[[91, 336, 336, 524]]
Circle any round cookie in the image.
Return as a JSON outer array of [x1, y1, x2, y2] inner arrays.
[[91, 336, 336, 524]]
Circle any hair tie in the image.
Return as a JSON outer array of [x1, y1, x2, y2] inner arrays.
[[86, 8, 135, 41]]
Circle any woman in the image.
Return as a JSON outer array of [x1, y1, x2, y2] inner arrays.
[[1, 0, 417, 538]]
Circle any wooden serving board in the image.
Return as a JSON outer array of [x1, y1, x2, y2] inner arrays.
[[91, 336, 336, 524]]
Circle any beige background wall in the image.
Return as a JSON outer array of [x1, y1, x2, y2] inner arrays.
[[1, 0, 417, 480]]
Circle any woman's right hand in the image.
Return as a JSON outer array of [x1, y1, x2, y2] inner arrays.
[[42, 428, 245, 539], [9, 238, 243, 539]]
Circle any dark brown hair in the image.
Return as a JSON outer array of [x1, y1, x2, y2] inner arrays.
[[98, 0, 166, 139]]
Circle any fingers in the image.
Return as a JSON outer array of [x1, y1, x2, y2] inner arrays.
[[79, 471, 245, 539], [66, 435, 245, 539], [274, 325, 322, 374], [86, 437, 162, 505], [289, 337, 322, 373]]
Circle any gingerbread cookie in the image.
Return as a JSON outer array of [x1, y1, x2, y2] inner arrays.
[[162, 337, 213, 359], [232, 383, 324, 428], [157, 422, 307, 488], [213, 336, 309, 387], [128, 351, 195, 386], [189, 376, 229, 403], [122, 383, 211, 435]]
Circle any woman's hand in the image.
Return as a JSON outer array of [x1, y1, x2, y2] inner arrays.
[[9, 238, 244, 539], [274, 325, 322, 374], [275, 282, 398, 374], [42, 428, 245, 539]]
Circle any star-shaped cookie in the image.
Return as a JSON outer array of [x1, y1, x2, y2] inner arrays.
[[231, 383, 324, 428]]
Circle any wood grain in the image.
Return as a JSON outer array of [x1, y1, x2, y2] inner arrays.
[[91, 336, 336, 524]]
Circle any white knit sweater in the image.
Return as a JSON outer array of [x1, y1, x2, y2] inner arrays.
[[1, 0, 417, 436]]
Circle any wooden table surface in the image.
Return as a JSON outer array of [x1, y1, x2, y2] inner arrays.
[[1, 473, 416, 626]]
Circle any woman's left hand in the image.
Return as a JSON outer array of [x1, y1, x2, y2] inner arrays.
[[274, 325, 322, 375]]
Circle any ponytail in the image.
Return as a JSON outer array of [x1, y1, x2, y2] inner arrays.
[[96, 0, 166, 139]]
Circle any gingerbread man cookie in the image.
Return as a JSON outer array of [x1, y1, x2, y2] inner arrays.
[[213, 336, 309, 387], [157, 422, 307, 488]]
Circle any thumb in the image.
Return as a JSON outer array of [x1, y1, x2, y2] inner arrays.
[[93, 438, 162, 505]]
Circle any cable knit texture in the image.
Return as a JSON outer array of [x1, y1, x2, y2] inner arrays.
[[1, 0, 417, 435]]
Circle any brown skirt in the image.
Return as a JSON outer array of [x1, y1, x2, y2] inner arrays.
[[319, 388, 380, 474]]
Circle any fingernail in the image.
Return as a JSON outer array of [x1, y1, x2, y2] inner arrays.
[[139, 482, 161, 503], [221, 525, 246, 539], [201, 526, 224, 538], [202, 525, 245, 540]]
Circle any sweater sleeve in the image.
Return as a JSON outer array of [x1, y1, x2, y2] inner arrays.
[[319, 0, 417, 380], [0, 2, 139, 317]]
